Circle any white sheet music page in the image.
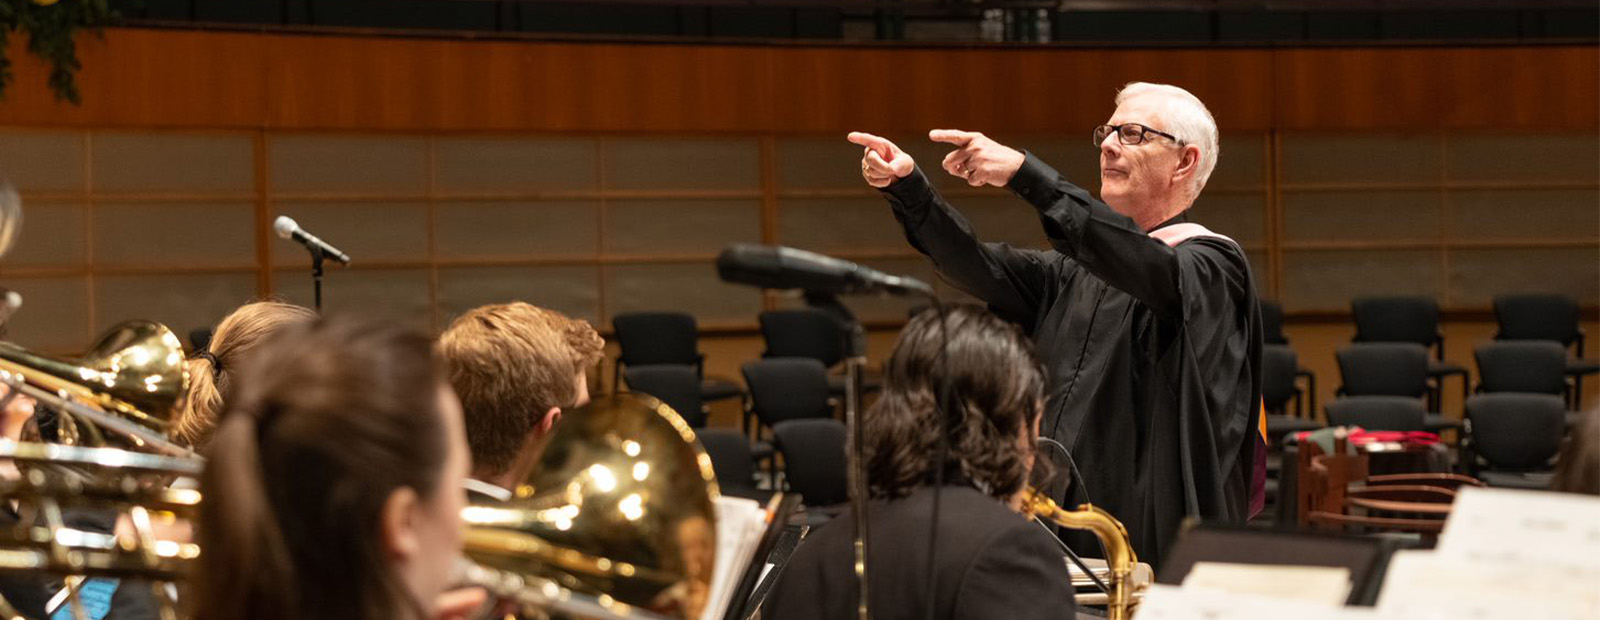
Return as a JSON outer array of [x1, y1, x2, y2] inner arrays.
[[1435, 487, 1600, 570], [1139, 585, 1396, 620]]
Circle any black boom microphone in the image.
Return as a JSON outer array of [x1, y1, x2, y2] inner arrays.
[[716, 244, 935, 298]]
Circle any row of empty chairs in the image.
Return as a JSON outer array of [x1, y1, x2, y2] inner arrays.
[[1263, 293, 1596, 490]]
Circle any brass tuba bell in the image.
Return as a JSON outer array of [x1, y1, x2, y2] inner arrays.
[[0, 320, 192, 456], [462, 393, 720, 620]]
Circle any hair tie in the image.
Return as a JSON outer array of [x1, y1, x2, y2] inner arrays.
[[195, 351, 223, 375]]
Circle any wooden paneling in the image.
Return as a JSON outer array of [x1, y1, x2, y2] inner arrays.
[[0, 29, 1592, 133]]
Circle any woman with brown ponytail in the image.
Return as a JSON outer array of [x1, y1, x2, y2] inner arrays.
[[174, 300, 316, 447], [193, 317, 471, 620]]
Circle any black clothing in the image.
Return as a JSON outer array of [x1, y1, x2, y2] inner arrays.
[[761, 485, 1075, 620], [880, 155, 1263, 564]]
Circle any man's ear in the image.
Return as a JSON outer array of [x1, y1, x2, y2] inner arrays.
[[537, 406, 562, 436], [1172, 144, 1202, 183], [380, 486, 421, 561]]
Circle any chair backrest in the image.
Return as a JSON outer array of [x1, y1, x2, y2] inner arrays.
[[1336, 343, 1429, 397], [759, 309, 848, 368], [1351, 296, 1440, 347], [1466, 393, 1566, 472], [697, 428, 759, 494], [1262, 344, 1300, 413], [1493, 294, 1581, 345], [741, 358, 834, 427], [624, 365, 706, 428], [1260, 299, 1289, 345], [1474, 341, 1568, 395], [772, 419, 849, 507], [1325, 396, 1428, 432], [612, 312, 700, 367]]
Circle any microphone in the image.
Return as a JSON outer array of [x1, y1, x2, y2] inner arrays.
[[716, 244, 934, 298], [273, 216, 351, 265]]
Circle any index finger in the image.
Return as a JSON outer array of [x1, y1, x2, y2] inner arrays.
[[928, 129, 978, 146], [847, 132, 896, 159]]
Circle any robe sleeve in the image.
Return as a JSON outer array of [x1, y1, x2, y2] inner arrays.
[[880, 167, 1056, 324], [1005, 152, 1253, 323]]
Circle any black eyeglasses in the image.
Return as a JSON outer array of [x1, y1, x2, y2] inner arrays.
[[1092, 123, 1182, 147]]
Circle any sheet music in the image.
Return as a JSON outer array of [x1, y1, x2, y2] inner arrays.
[[1436, 487, 1600, 571], [1139, 585, 1397, 620], [702, 496, 769, 620], [1377, 550, 1600, 620], [1182, 562, 1351, 605]]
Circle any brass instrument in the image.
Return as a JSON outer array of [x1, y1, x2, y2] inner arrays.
[[462, 394, 720, 620], [1022, 491, 1142, 620], [0, 321, 199, 619], [0, 321, 193, 457]]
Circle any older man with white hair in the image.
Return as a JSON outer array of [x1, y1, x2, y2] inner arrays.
[[848, 82, 1263, 564]]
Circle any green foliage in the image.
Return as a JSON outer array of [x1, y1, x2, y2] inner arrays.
[[0, 0, 115, 104]]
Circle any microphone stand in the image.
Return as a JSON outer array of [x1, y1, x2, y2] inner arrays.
[[308, 244, 325, 311]]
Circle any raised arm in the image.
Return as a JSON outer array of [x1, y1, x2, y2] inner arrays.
[[849, 132, 1054, 323]]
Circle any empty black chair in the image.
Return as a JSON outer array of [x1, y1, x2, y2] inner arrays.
[[1464, 393, 1566, 489], [759, 309, 880, 397], [1263, 345, 1320, 441], [742, 358, 834, 432], [772, 418, 849, 508], [1260, 299, 1289, 346], [624, 365, 707, 428], [612, 311, 744, 404], [1493, 294, 1599, 409], [697, 427, 771, 502], [1475, 341, 1568, 396], [189, 327, 213, 353], [1324, 396, 1428, 432], [1351, 296, 1469, 412], [1337, 343, 1458, 433]]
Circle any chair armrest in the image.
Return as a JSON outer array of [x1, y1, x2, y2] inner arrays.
[[1368, 473, 1485, 490]]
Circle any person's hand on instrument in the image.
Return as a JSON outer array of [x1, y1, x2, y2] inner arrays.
[[847, 132, 916, 188], [929, 129, 1026, 187]]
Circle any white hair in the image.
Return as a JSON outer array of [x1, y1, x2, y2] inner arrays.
[[1115, 82, 1219, 197]]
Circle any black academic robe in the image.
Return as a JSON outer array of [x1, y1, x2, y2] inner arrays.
[[760, 485, 1075, 620], [880, 154, 1263, 565]]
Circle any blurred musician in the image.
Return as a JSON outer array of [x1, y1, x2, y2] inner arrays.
[[761, 305, 1076, 620], [437, 302, 603, 503], [193, 318, 471, 620], [173, 300, 316, 448]]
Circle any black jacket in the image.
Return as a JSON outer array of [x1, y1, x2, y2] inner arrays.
[[761, 485, 1075, 620], [880, 155, 1263, 564]]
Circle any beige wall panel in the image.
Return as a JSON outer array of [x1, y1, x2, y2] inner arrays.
[[435, 200, 599, 258], [1445, 134, 1600, 183], [0, 131, 85, 194], [1448, 248, 1600, 307], [604, 139, 760, 191], [1283, 191, 1441, 242], [4, 277, 88, 353], [1015, 135, 1103, 191], [777, 137, 872, 190], [605, 199, 760, 255], [91, 133, 254, 194], [437, 265, 600, 325], [270, 202, 429, 267], [93, 202, 255, 267], [779, 197, 910, 254], [272, 268, 432, 330], [1281, 134, 1441, 185], [269, 135, 428, 195], [6, 202, 85, 267], [1281, 249, 1442, 312], [603, 263, 763, 324], [1207, 132, 1268, 189], [1191, 192, 1267, 245], [1449, 189, 1600, 241], [434, 137, 600, 194], [95, 272, 258, 339]]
